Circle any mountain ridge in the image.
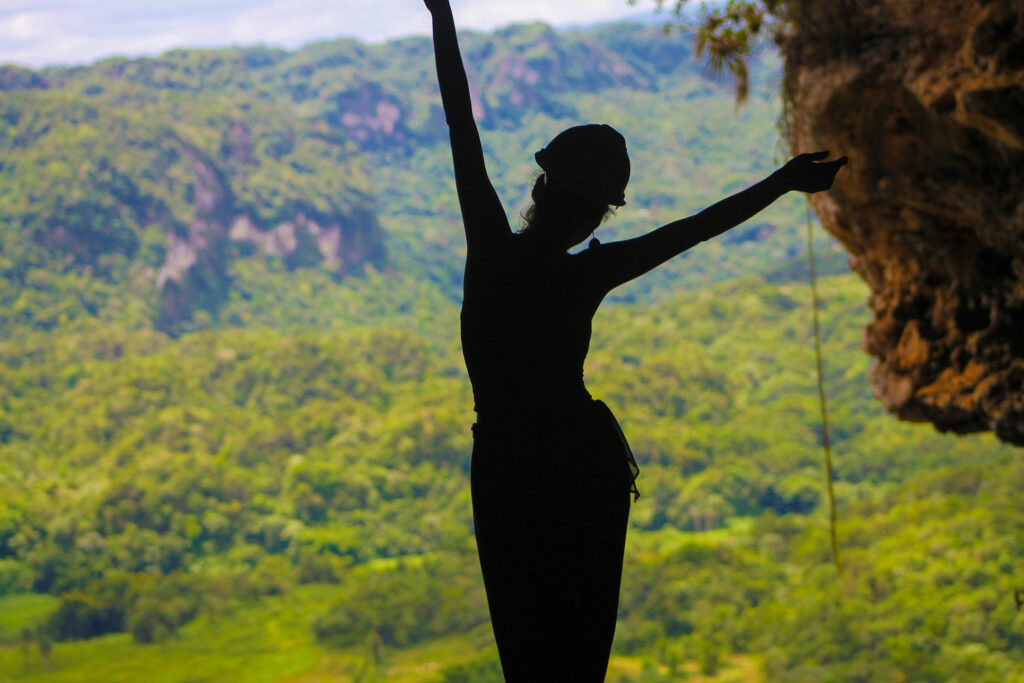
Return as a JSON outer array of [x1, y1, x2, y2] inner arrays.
[[1, 19, 811, 338]]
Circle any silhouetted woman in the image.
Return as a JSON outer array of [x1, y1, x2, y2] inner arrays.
[[425, 1, 847, 680]]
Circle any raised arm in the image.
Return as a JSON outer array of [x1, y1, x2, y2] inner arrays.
[[425, 0, 511, 252], [587, 152, 848, 292]]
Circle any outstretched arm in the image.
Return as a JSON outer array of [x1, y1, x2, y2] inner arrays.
[[588, 152, 848, 292], [426, 0, 511, 253]]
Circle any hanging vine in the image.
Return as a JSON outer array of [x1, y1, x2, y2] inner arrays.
[[806, 201, 843, 577]]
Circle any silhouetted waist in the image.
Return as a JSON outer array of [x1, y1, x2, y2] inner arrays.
[[472, 395, 641, 501], [472, 385, 594, 438]]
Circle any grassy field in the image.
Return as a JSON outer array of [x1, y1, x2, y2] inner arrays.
[[0, 576, 766, 683], [0, 595, 60, 645]]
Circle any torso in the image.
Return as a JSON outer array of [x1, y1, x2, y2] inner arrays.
[[461, 234, 605, 427]]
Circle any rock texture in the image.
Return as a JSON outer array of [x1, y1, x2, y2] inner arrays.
[[155, 135, 384, 331], [785, 0, 1024, 444]]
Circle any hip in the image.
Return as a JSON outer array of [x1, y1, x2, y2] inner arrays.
[[471, 399, 639, 501]]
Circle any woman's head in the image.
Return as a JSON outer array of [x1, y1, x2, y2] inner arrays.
[[521, 124, 630, 247]]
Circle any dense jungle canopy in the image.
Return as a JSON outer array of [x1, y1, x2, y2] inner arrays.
[[0, 15, 1021, 682]]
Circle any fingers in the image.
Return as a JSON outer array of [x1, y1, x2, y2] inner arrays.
[[783, 152, 848, 192], [797, 151, 849, 164], [826, 158, 848, 178]]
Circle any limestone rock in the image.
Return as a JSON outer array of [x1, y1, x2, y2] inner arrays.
[[785, 0, 1024, 444]]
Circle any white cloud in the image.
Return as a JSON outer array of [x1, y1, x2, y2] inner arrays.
[[456, 0, 650, 30], [0, 10, 65, 43], [0, 0, 664, 67], [8, 13, 48, 39]]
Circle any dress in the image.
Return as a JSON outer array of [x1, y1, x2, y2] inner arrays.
[[462, 233, 639, 682]]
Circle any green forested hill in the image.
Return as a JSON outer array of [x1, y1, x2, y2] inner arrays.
[[1, 273, 1020, 681], [1, 20, 1021, 683], [0, 21, 841, 339]]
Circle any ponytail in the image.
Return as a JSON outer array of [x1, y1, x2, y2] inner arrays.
[[519, 173, 547, 233]]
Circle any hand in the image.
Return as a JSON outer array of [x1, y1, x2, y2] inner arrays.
[[423, 0, 449, 12], [778, 151, 848, 193]]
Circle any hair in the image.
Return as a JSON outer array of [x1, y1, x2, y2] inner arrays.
[[518, 173, 615, 234]]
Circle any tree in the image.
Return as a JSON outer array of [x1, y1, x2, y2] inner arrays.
[[628, 0, 866, 103]]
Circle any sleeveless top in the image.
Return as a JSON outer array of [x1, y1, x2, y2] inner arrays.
[[461, 234, 639, 500]]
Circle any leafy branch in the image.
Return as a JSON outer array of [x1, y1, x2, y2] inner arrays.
[[630, 0, 876, 105], [629, 0, 789, 102]]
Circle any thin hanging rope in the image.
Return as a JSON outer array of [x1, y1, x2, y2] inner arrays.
[[806, 201, 843, 577]]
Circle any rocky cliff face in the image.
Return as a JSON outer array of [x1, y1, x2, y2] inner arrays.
[[154, 132, 385, 332], [785, 0, 1024, 444], [1, 58, 388, 335]]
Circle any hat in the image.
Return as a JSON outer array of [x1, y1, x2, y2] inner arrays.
[[534, 124, 630, 207]]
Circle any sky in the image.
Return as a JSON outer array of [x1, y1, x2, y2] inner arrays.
[[0, 0, 673, 68]]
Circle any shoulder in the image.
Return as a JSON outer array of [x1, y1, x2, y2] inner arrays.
[[466, 228, 516, 261], [569, 238, 604, 269], [566, 240, 607, 291]]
